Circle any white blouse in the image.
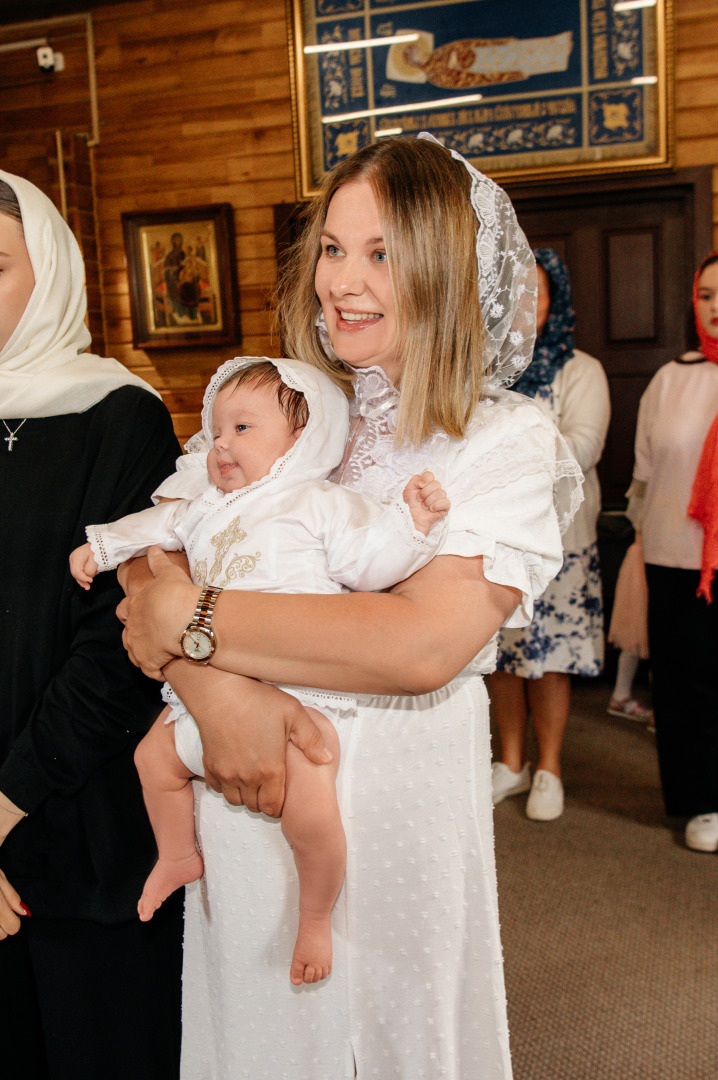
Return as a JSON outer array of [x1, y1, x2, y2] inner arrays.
[[634, 356, 718, 569]]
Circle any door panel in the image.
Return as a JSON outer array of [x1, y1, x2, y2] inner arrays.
[[510, 168, 712, 505]]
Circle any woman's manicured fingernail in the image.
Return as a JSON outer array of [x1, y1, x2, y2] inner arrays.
[[19, 902, 31, 916]]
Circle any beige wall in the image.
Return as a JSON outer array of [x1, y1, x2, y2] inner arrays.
[[1, 0, 717, 439]]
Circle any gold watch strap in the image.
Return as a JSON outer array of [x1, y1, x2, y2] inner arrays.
[[190, 586, 222, 631]]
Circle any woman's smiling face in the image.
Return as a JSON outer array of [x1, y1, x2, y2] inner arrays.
[[314, 180, 400, 382]]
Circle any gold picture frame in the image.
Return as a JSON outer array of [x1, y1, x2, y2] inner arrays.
[[122, 204, 240, 350], [287, 0, 673, 198]]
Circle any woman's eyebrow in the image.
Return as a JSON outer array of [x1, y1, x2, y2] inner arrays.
[[320, 229, 384, 245]]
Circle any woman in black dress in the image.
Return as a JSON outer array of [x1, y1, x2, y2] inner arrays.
[[0, 171, 183, 1079]]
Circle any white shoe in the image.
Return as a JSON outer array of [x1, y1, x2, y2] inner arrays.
[[491, 762, 531, 805], [526, 769, 564, 821], [685, 813, 718, 852]]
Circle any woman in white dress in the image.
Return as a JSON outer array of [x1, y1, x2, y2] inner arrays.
[[119, 133, 581, 1080]]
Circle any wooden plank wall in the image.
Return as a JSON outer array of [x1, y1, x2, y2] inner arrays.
[[674, 0, 718, 249], [92, 0, 295, 442], [0, 0, 716, 440]]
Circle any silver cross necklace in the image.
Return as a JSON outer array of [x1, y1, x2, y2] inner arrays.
[[2, 419, 27, 451]]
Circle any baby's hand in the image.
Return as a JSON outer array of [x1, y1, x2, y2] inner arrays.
[[69, 542, 99, 590], [403, 471, 450, 535]]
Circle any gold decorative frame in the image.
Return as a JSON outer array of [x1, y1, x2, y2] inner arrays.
[[287, 0, 673, 198], [122, 204, 240, 350]]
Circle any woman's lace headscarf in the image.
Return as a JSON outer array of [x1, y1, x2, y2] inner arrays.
[[417, 131, 537, 390], [512, 247, 576, 398]]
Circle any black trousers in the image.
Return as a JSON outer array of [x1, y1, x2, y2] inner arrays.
[[646, 564, 718, 817], [1, 890, 183, 1080]]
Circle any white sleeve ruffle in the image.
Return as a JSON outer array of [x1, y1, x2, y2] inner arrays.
[[440, 393, 582, 626], [152, 451, 210, 503]]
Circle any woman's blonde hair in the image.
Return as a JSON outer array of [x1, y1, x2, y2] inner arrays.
[[277, 137, 487, 445]]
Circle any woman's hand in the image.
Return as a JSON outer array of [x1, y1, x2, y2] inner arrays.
[[116, 547, 199, 679], [167, 666, 331, 816], [0, 868, 28, 941], [0, 792, 26, 846]]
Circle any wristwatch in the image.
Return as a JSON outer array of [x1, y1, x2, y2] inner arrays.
[[179, 586, 222, 663]]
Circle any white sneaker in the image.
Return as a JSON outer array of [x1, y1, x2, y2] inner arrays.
[[526, 769, 564, 821], [685, 813, 718, 852], [491, 762, 531, 805]]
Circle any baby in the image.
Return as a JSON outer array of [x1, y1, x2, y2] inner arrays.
[[70, 357, 449, 986]]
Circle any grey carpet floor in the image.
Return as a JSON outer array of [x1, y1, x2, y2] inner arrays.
[[492, 679, 718, 1080]]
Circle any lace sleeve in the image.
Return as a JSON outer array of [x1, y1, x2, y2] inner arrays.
[[440, 393, 583, 625]]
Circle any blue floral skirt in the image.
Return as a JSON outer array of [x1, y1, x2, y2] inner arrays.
[[496, 543, 604, 678]]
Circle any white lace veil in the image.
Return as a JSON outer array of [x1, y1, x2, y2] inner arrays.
[[416, 134, 582, 533], [417, 132, 537, 390], [412, 134, 583, 533]]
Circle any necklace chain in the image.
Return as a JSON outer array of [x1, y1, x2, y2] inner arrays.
[[2, 418, 27, 452]]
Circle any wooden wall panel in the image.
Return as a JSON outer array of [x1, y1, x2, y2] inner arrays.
[[675, 0, 718, 248], [0, 0, 716, 441], [90, 0, 294, 443]]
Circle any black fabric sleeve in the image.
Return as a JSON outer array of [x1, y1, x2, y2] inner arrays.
[[0, 389, 180, 813]]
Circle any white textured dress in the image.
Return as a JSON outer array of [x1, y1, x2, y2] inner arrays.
[[180, 367, 574, 1080]]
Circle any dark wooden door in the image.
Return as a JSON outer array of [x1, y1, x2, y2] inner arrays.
[[508, 168, 713, 507]]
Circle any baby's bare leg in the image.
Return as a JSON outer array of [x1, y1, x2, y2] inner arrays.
[[135, 707, 204, 922], [282, 708, 345, 986]]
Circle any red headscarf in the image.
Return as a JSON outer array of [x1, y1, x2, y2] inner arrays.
[[688, 254, 718, 602], [693, 254, 718, 365], [689, 411, 718, 602]]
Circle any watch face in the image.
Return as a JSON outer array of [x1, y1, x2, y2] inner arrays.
[[181, 628, 214, 661]]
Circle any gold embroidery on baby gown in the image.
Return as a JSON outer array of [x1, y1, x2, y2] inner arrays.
[[221, 552, 261, 584], [208, 516, 248, 581], [206, 514, 261, 586], [193, 559, 208, 587]]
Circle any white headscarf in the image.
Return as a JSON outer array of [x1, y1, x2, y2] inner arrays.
[[416, 132, 537, 391], [154, 356, 350, 502], [0, 170, 160, 418]]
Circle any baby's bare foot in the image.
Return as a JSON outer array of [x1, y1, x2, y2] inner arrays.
[[290, 910, 333, 985], [138, 850, 204, 922]]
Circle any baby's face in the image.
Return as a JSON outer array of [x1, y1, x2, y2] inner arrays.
[[207, 380, 301, 493]]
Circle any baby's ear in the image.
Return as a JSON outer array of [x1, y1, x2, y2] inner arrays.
[[292, 425, 306, 442]]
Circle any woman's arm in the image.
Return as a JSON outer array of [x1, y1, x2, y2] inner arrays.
[[558, 355, 611, 473], [118, 547, 521, 694]]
